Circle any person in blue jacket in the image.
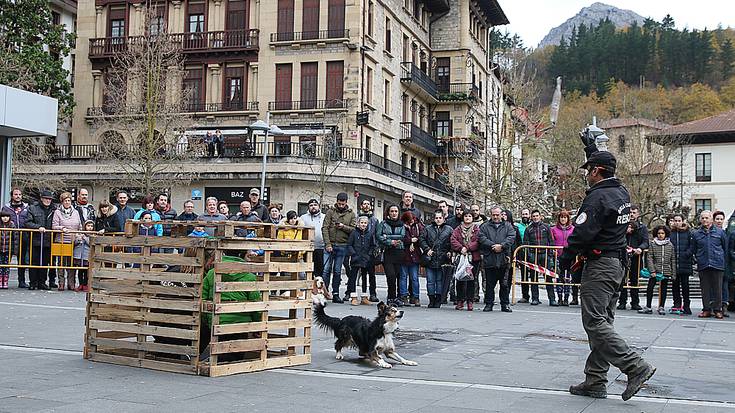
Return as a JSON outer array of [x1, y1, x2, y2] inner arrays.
[[691, 210, 728, 319]]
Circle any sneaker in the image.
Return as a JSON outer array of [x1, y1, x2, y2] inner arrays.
[[668, 307, 681, 314], [393, 298, 405, 307], [637, 307, 653, 314], [657, 307, 666, 315], [569, 382, 607, 399], [517, 297, 529, 303], [530, 300, 540, 306], [483, 304, 493, 312], [369, 294, 379, 303], [630, 304, 643, 311], [18, 282, 29, 289], [622, 364, 656, 401]]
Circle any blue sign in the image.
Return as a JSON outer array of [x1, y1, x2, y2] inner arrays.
[[191, 189, 202, 200]]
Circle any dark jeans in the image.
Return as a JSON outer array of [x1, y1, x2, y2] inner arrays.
[[383, 253, 402, 300], [363, 264, 377, 295], [645, 278, 669, 308], [618, 254, 642, 306], [484, 266, 510, 305], [571, 268, 582, 300], [699, 269, 724, 312], [313, 249, 324, 281], [440, 265, 453, 302], [207, 142, 215, 157], [671, 271, 691, 309], [29, 243, 55, 287], [322, 245, 347, 295], [347, 266, 368, 295], [581, 257, 647, 387]]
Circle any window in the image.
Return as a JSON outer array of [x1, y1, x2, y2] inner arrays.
[[411, 99, 417, 124], [435, 111, 450, 137], [149, 5, 165, 36], [225, 66, 244, 110], [383, 144, 389, 168], [274, 136, 291, 155], [365, 135, 371, 152], [183, 67, 204, 110], [52, 11, 61, 26], [412, 0, 420, 20], [695, 153, 712, 182], [402, 34, 410, 62], [227, 0, 250, 46], [277, 0, 294, 40], [300, 62, 318, 109], [384, 79, 391, 115], [188, 13, 204, 33], [326, 61, 344, 107], [695, 199, 712, 215], [401, 93, 408, 122], [435, 57, 450, 92], [385, 17, 391, 52], [274, 63, 293, 110], [302, 0, 319, 40], [366, 1, 374, 38], [110, 18, 125, 38], [365, 66, 373, 105], [618, 135, 626, 154], [328, 0, 345, 37]]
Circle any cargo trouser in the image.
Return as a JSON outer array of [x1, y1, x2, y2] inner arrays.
[[581, 257, 648, 387]]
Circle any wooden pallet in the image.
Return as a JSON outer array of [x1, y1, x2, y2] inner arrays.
[[84, 223, 314, 377]]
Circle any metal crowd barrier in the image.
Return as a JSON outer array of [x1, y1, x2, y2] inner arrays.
[[510, 245, 648, 304], [0, 228, 124, 270]]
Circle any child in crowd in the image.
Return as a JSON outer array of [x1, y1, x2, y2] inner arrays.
[[347, 216, 375, 305], [73, 220, 95, 292], [640, 225, 676, 315], [0, 211, 17, 289], [189, 225, 209, 238]]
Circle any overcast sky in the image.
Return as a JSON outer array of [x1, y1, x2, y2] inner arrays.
[[501, 0, 735, 48]]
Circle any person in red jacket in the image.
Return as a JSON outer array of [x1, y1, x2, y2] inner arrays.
[[550, 210, 575, 305], [450, 211, 481, 311]]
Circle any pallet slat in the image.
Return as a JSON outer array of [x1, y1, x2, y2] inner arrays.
[[215, 280, 311, 293], [214, 261, 313, 274], [91, 268, 201, 284], [94, 236, 208, 248], [89, 294, 199, 311], [89, 337, 198, 356], [94, 252, 202, 266], [89, 319, 198, 340], [214, 299, 311, 313]]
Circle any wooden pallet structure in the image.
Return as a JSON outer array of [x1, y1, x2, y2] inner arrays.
[[84, 221, 314, 377]]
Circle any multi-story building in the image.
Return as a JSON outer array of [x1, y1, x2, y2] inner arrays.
[[40, 0, 508, 215], [51, 0, 78, 146]]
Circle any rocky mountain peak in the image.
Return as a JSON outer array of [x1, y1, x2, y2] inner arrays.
[[538, 2, 645, 48]]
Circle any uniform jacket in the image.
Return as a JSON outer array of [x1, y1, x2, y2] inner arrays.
[[95, 205, 121, 233], [419, 223, 453, 268], [450, 223, 481, 262], [691, 225, 728, 271], [646, 239, 677, 277], [322, 205, 356, 248], [478, 220, 516, 269], [25, 202, 57, 246], [566, 177, 631, 256], [671, 224, 694, 274], [347, 228, 376, 268], [300, 211, 325, 249]]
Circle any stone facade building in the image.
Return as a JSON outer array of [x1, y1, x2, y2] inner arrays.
[[34, 0, 509, 217]]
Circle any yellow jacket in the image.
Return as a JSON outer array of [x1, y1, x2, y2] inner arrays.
[[277, 218, 304, 260]]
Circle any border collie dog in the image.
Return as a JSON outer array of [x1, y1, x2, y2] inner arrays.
[[313, 300, 418, 368]]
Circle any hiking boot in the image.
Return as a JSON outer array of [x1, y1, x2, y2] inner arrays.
[[569, 382, 607, 399], [483, 303, 493, 312], [434, 294, 443, 309], [360, 295, 371, 305], [501, 305, 512, 313], [622, 364, 656, 401]]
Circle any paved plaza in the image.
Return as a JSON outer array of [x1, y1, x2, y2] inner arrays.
[[1, 275, 734, 413]]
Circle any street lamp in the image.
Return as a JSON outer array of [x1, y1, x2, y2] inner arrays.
[[249, 114, 284, 200]]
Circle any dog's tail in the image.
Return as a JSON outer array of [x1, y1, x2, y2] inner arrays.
[[313, 302, 341, 334]]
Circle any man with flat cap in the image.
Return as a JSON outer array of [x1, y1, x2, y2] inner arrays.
[[559, 146, 656, 401]]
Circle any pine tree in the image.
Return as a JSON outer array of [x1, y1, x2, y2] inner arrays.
[[721, 39, 735, 80]]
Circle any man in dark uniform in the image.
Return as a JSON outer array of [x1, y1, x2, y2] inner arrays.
[[560, 150, 655, 401]]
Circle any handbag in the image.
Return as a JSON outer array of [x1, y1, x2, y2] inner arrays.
[[453, 254, 474, 281]]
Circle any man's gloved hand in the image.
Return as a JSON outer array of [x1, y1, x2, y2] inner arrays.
[[559, 250, 575, 273]]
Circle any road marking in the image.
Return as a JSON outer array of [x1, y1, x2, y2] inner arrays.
[[651, 345, 735, 355], [511, 308, 735, 324], [0, 344, 82, 356], [275, 368, 735, 408], [0, 301, 85, 311]]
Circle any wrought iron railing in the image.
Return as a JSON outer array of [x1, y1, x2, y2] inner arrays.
[[400, 122, 439, 155], [400, 62, 437, 99], [89, 29, 259, 58], [437, 83, 479, 102], [267, 99, 348, 111], [86, 101, 259, 117], [269, 29, 349, 42]]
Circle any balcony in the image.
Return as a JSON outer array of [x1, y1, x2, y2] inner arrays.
[[400, 122, 439, 156], [86, 101, 259, 118], [28, 143, 451, 195], [88, 29, 259, 59], [400, 62, 438, 102], [269, 29, 350, 45], [267, 99, 348, 112], [437, 83, 479, 102]]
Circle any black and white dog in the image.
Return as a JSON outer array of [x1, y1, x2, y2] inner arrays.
[[313, 300, 418, 368]]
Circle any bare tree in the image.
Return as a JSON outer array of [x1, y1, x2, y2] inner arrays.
[[91, 4, 197, 195]]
